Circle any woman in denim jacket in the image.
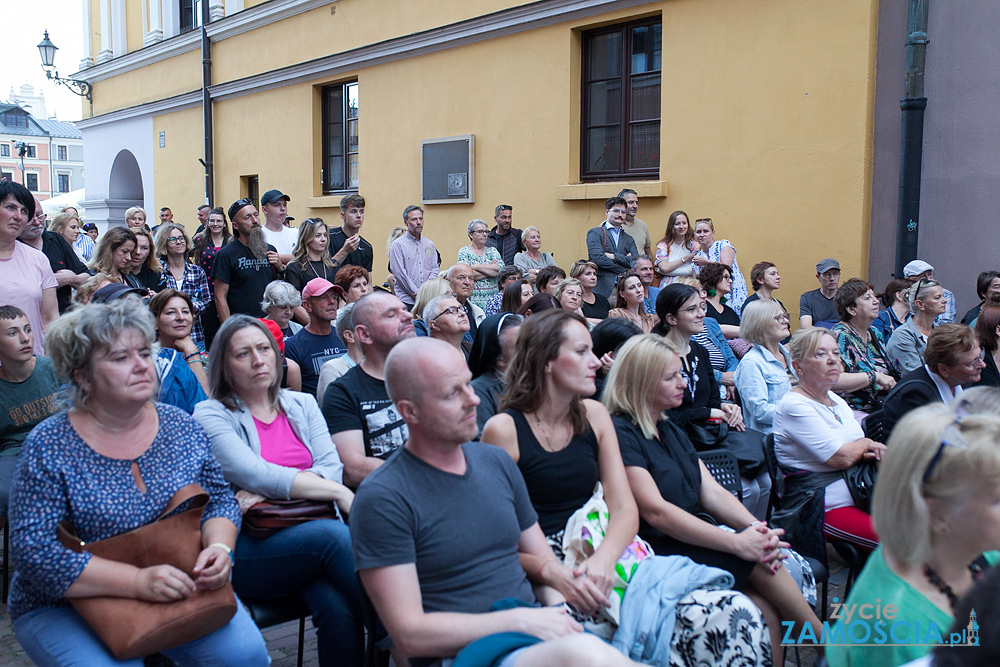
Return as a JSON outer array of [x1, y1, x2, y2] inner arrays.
[[734, 300, 796, 434]]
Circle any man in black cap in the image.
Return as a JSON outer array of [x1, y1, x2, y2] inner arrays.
[[212, 199, 281, 322], [260, 189, 298, 264]]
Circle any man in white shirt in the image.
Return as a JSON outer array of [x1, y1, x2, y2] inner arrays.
[[259, 189, 299, 264]]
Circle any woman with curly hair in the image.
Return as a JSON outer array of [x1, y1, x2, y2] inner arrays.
[[698, 261, 741, 338]]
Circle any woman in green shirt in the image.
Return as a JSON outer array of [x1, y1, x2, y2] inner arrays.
[[827, 398, 1000, 667]]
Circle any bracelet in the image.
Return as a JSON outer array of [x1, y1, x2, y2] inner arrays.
[[208, 542, 235, 562], [184, 351, 201, 362]]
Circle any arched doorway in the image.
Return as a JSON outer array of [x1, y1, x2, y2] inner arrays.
[[107, 150, 144, 226]]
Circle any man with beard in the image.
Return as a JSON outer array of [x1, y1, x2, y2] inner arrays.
[[212, 198, 281, 320], [17, 196, 90, 313], [619, 188, 653, 261], [485, 204, 524, 267]]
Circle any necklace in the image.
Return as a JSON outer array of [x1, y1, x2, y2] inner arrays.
[[531, 412, 569, 452], [924, 561, 985, 611], [308, 259, 330, 281], [846, 321, 870, 346], [799, 386, 842, 424]]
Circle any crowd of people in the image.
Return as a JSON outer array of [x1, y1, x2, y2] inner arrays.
[[2, 175, 1000, 667]]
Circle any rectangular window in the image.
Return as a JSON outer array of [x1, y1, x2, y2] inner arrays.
[[242, 175, 259, 212], [58, 174, 70, 193], [3, 111, 27, 128], [180, 0, 203, 31], [581, 19, 662, 181], [26, 173, 39, 192], [26, 145, 37, 159], [0, 172, 12, 182], [322, 81, 359, 194], [0, 144, 9, 157], [57, 145, 68, 161]]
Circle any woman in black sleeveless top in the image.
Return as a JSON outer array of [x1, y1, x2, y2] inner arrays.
[[481, 309, 639, 617]]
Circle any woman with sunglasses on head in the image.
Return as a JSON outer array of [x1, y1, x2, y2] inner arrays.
[[156, 223, 211, 350], [826, 401, 1000, 667], [887, 278, 948, 375], [691, 218, 747, 315], [655, 283, 771, 518], [285, 218, 340, 292]]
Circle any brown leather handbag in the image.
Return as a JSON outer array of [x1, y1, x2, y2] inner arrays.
[[57, 484, 237, 659], [242, 498, 338, 538]]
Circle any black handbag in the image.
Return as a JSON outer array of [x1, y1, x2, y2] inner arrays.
[[842, 460, 878, 514], [684, 420, 767, 478]]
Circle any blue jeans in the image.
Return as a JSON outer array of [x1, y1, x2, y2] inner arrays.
[[13, 601, 269, 667], [234, 519, 364, 667]]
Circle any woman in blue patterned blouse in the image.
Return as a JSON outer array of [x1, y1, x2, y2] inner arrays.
[[7, 297, 268, 667]]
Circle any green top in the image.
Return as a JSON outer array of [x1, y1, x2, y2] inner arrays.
[[0, 356, 60, 453], [826, 545, 998, 667]]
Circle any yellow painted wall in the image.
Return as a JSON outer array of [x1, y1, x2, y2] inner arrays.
[[151, 106, 209, 223], [91, 49, 203, 116], [141, 0, 877, 324], [89, 0, 101, 67], [126, 0, 144, 54]]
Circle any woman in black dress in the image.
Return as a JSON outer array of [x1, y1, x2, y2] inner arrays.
[[603, 333, 822, 665], [480, 309, 638, 616]]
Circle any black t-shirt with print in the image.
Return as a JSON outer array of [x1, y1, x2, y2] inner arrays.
[[211, 240, 277, 317]]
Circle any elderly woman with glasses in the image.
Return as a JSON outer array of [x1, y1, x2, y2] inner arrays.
[[156, 223, 211, 349], [457, 219, 505, 311], [772, 328, 885, 563], [827, 400, 1000, 667], [735, 301, 796, 434], [261, 280, 304, 340]]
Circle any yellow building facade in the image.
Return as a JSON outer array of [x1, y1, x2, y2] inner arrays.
[[76, 0, 879, 320]]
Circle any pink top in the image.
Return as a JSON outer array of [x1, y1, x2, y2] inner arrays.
[[0, 243, 57, 356], [253, 413, 314, 471]]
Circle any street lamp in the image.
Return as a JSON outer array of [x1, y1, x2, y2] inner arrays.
[[37, 31, 92, 103]]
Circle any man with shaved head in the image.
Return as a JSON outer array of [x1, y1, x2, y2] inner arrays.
[[352, 338, 638, 667], [322, 290, 415, 487]]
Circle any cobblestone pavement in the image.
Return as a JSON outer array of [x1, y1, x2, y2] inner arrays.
[[0, 545, 853, 667]]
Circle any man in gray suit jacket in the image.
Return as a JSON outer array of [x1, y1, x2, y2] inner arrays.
[[586, 196, 638, 296]]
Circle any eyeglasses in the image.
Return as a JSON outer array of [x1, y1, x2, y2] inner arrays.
[[695, 218, 713, 224], [432, 305, 464, 321], [957, 349, 987, 370], [471, 229, 488, 235], [722, 275, 733, 282], [774, 314, 790, 323], [166, 236, 186, 244], [923, 411, 970, 484]]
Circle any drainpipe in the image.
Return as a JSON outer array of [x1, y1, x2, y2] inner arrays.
[[199, 0, 214, 206], [894, 0, 929, 276]]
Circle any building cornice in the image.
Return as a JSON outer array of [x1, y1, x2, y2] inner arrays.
[[72, 0, 334, 83], [77, 0, 655, 127]]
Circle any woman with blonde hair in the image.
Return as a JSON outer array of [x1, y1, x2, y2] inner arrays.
[[410, 277, 452, 337], [285, 218, 340, 292], [735, 300, 795, 434], [49, 211, 83, 254], [608, 271, 657, 333], [513, 225, 556, 282], [827, 402, 1000, 667], [570, 259, 610, 322], [605, 334, 822, 665], [124, 206, 149, 232], [553, 277, 584, 316], [88, 226, 137, 285]]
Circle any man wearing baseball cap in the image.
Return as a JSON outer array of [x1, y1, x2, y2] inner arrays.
[[284, 278, 348, 397], [799, 258, 841, 328], [259, 189, 298, 264], [212, 198, 280, 321], [903, 259, 956, 324]]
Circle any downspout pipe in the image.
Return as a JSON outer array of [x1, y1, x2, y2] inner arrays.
[[200, 0, 214, 206], [894, 0, 929, 277]]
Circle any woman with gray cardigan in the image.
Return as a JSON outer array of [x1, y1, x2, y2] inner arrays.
[[193, 315, 363, 667]]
